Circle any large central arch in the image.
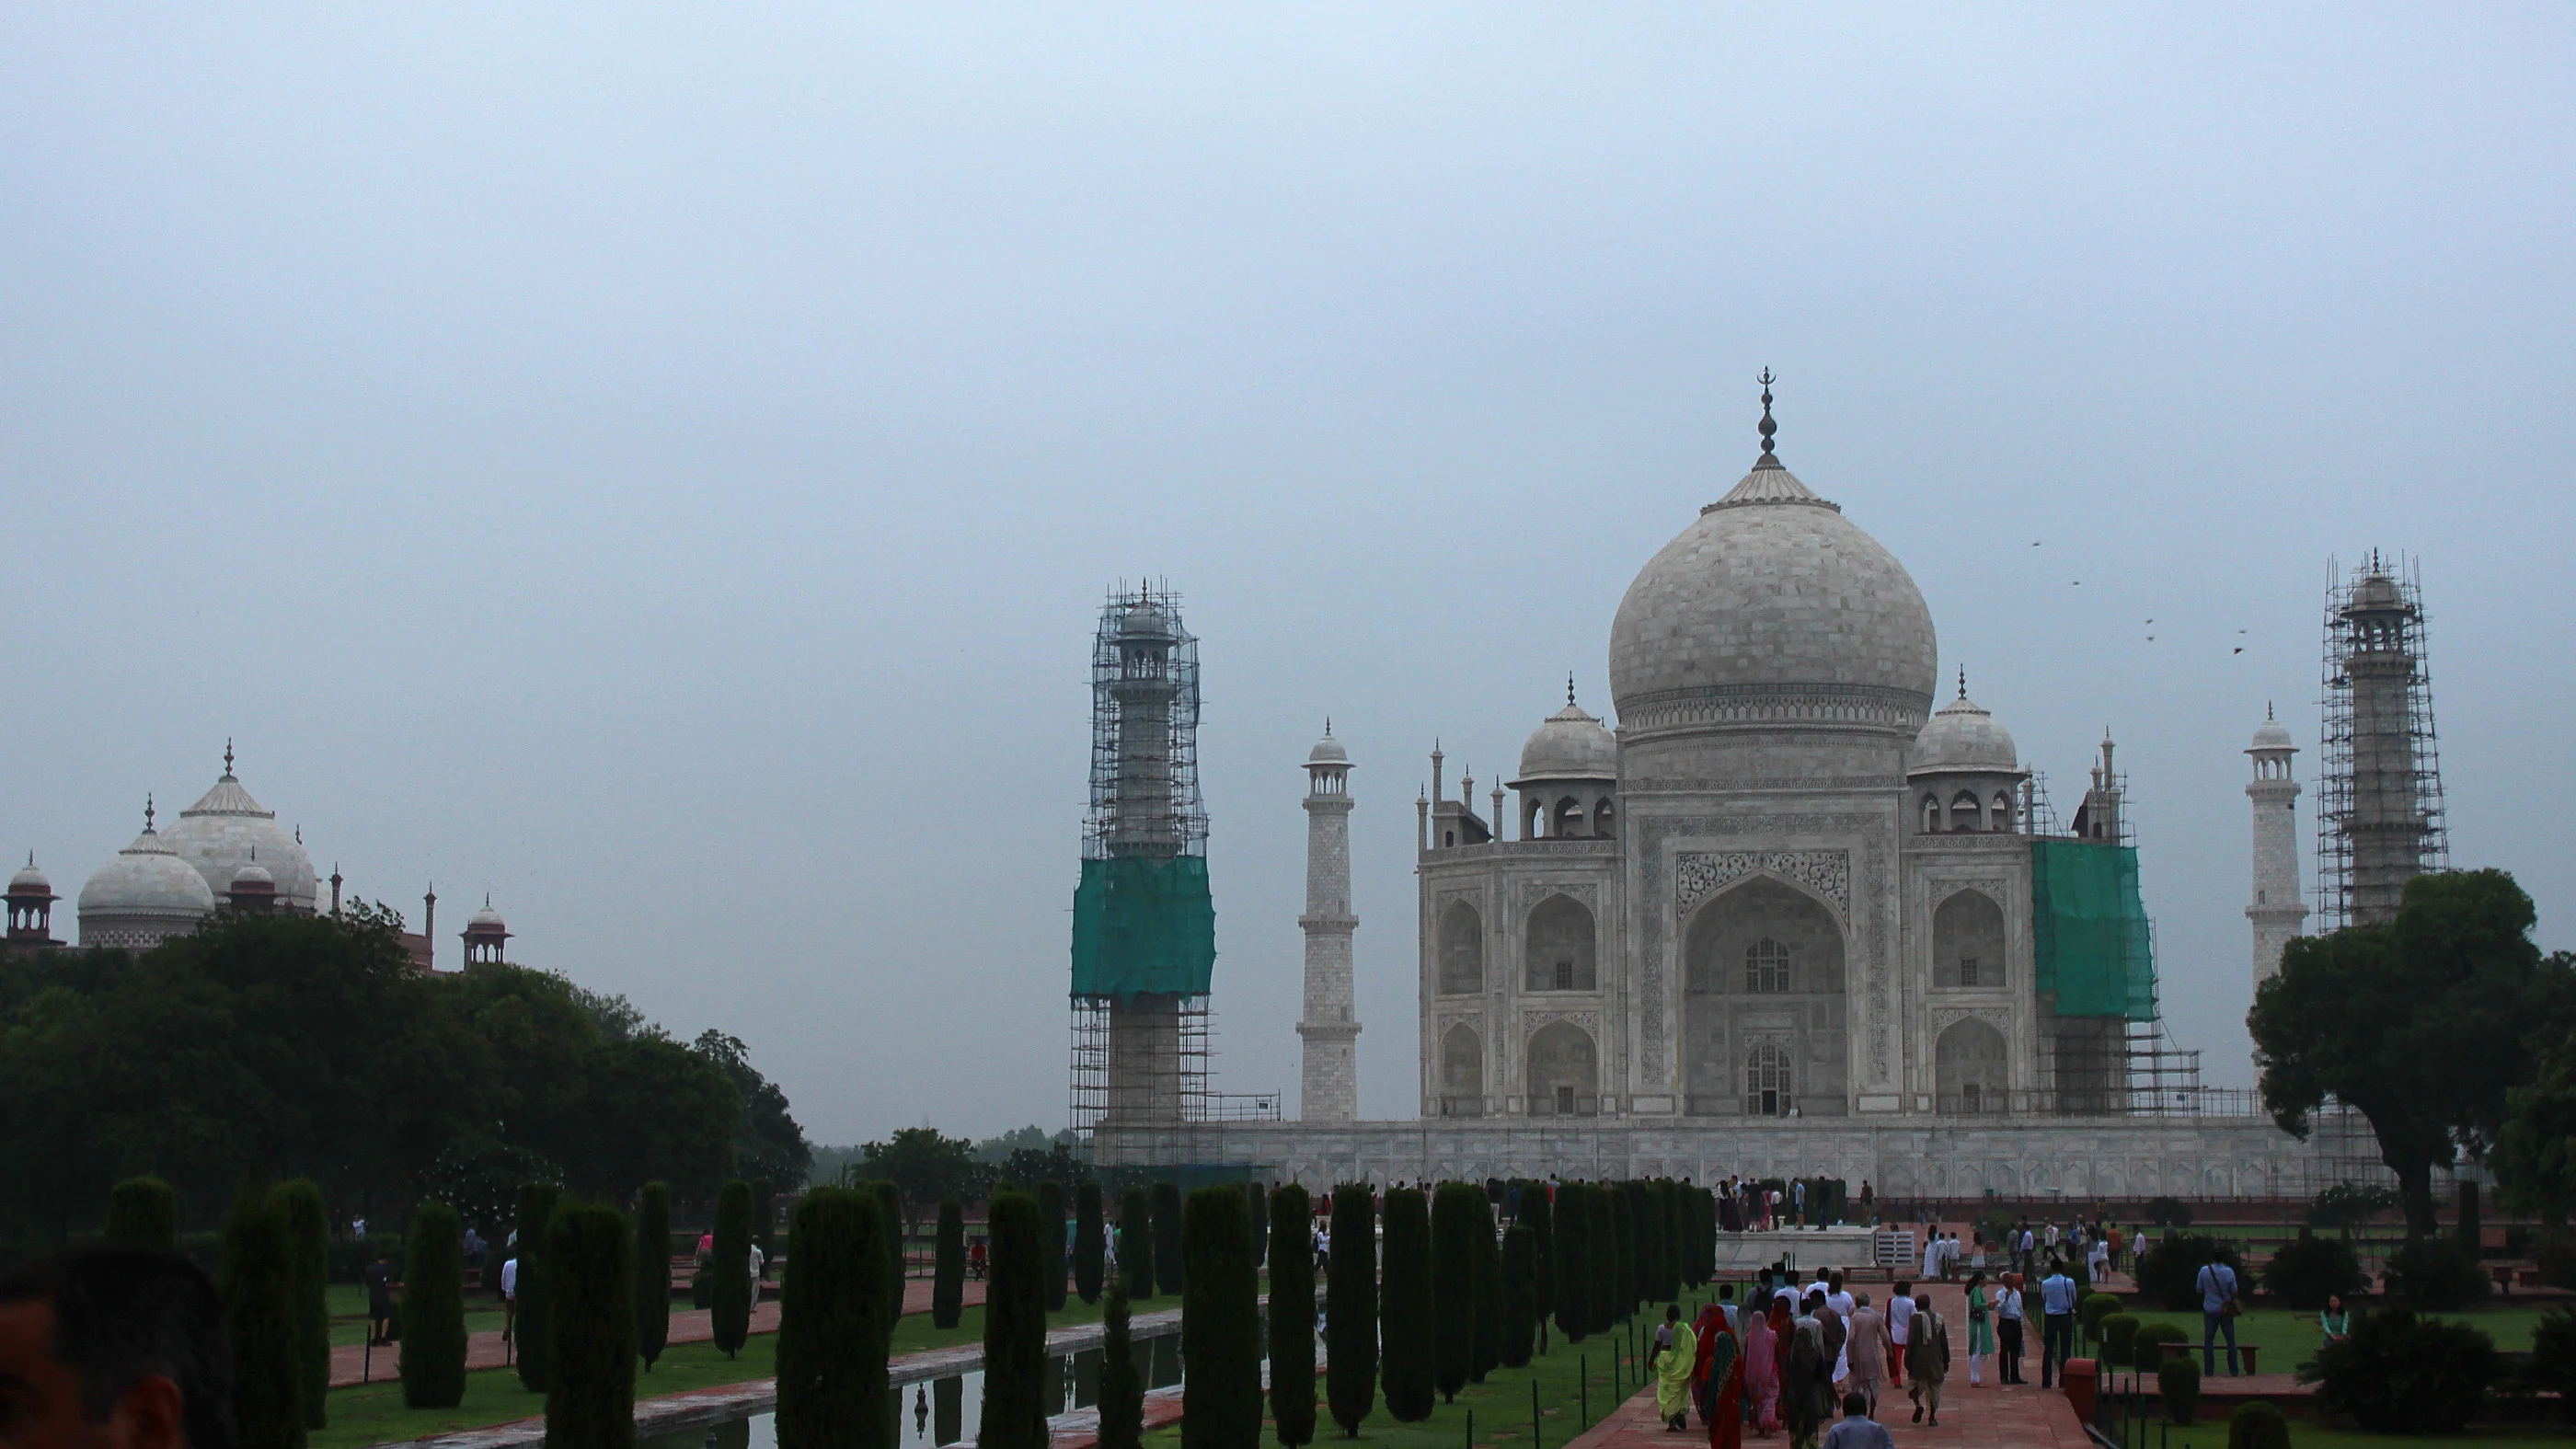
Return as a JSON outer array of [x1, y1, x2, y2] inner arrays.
[[1679, 874, 1849, 1116]]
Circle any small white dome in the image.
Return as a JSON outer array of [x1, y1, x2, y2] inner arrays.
[[1513, 700, 1618, 784], [230, 862, 275, 889], [2249, 717, 2295, 752], [8, 857, 51, 895], [79, 824, 217, 922], [468, 903, 506, 930], [1910, 692, 2019, 776], [1307, 733, 1349, 765]]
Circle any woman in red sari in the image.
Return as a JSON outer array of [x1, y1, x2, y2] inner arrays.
[[1693, 1299, 1744, 1449]]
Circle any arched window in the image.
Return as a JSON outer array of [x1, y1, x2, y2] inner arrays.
[[1991, 792, 2016, 833], [1526, 1020, 1599, 1117], [1441, 1023, 1483, 1116], [1922, 796, 1942, 833], [1934, 890, 2007, 989], [1949, 790, 1983, 832], [1525, 894, 1597, 992], [1936, 1018, 2008, 1114], [1744, 1043, 1792, 1116], [1438, 902, 1483, 995], [1524, 796, 1545, 839], [1743, 937, 1791, 993], [1554, 797, 1584, 837], [1593, 799, 1615, 837]]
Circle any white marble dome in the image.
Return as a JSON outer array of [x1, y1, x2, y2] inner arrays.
[[1513, 700, 1617, 782], [1307, 732, 1349, 766], [162, 762, 317, 912], [78, 819, 216, 946], [9, 857, 51, 896], [1911, 691, 2019, 775], [2250, 717, 2294, 752], [1608, 454, 1938, 736]]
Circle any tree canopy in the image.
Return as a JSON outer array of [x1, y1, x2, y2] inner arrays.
[[2253, 868, 2576, 1238]]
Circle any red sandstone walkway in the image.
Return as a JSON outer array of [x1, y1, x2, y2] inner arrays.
[[332, 1278, 987, 1388]]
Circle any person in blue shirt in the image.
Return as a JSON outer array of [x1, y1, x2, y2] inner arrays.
[[2037, 1259, 2078, 1388], [2196, 1257, 2242, 1374]]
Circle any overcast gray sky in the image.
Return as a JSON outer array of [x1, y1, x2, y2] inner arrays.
[[5, 6, 2570, 1146]]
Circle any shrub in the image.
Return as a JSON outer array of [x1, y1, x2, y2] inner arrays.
[[1472, 1195, 1501, 1382], [979, 1190, 1048, 1449], [401, 1202, 468, 1409], [2459, 1180, 2483, 1259], [2227, 1399, 2291, 1449], [1098, 1279, 1142, 1449], [514, 1181, 562, 1392], [633, 1183, 671, 1372], [1038, 1180, 1068, 1312], [270, 1179, 330, 1430], [2386, 1236, 2490, 1310], [2078, 1291, 2122, 1342], [2260, 1230, 2367, 1309], [2538, 1229, 2576, 1290], [2134, 1234, 2245, 1312], [688, 1265, 711, 1310], [2099, 1313, 2140, 1369], [774, 1186, 891, 1449], [1431, 1182, 1479, 1401], [1380, 1186, 1434, 1421], [1501, 1224, 1537, 1369], [1074, 1180, 1106, 1304], [1552, 1181, 1590, 1343], [105, 1176, 178, 1248], [2302, 1306, 2503, 1433], [712, 1179, 753, 1357], [2309, 1181, 2398, 1233], [1326, 1183, 1377, 1435], [1181, 1186, 1260, 1449], [2133, 1321, 2190, 1372], [1267, 1184, 1317, 1448], [933, 1202, 965, 1329], [546, 1202, 637, 1449], [1152, 1181, 1185, 1297], [220, 1187, 305, 1449], [1121, 1188, 1156, 1301], [2159, 1355, 2202, 1425], [2145, 1197, 2194, 1229], [2526, 1304, 2576, 1422]]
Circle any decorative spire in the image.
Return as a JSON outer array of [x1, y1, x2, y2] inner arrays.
[[1567, 673, 1577, 706], [1324, 717, 1332, 737], [2267, 701, 2275, 721], [1958, 666, 1968, 700], [143, 795, 155, 832], [1755, 367, 1779, 464], [223, 738, 236, 777]]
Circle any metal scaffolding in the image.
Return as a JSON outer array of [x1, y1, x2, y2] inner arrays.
[[2316, 553, 2448, 930]]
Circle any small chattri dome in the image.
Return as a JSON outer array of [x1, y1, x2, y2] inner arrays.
[[1910, 688, 2019, 776], [1513, 698, 1618, 785], [468, 902, 506, 931], [1307, 728, 1349, 766], [8, 857, 52, 896], [2249, 717, 2295, 753], [229, 862, 275, 889]]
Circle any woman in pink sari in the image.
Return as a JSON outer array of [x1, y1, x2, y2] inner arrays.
[[1742, 1294, 1785, 1436]]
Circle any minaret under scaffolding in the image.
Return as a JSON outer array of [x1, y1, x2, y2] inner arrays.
[[2317, 554, 2447, 929]]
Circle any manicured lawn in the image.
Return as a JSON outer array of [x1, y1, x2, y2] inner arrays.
[[2110, 1305, 2554, 1376]]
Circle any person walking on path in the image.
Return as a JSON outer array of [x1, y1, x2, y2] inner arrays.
[[1743, 1296, 1784, 1437], [1842, 1293, 1888, 1419], [1961, 1272, 1995, 1386], [2038, 1260, 2077, 1388], [1784, 1310, 1832, 1449], [1820, 1391, 1895, 1449], [1883, 1282, 1911, 1388], [1693, 1301, 1744, 1449], [1994, 1273, 2026, 1385], [1918, 1230, 1939, 1285], [1657, 1305, 1696, 1432], [365, 1247, 398, 1346], [2198, 1256, 2243, 1375], [1903, 1294, 1949, 1428], [1811, 1292, 1846, 1401], [1824, 1274, 1855, 1382]]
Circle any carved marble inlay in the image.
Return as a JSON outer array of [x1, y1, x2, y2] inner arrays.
[[1675, 850, 1851, 923], [1930, 1006, 2012, 1034], [1932, 879, 2010, 909], [1521, 1008, 1603, 1037], [1519, 880, 1602, 912]]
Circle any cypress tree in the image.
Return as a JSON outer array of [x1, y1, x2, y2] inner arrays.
[[270, 1179, 330, 1430], [1075, 1180, 1107, 1304], [978, 1190, 1048, 1449], [1472, 1194, 1501, 1382], [1590, 1184, 1623, 1334], [1268, 1184, 1317, 1448], [1628, 1181, 1659, 1311], [634, 1182, 672, 1373], [933, 1202, 965, 1329], [514, 1181, 563, 1393], [402, 1201, 468, 1409], [1379, 1186, 1434, 1421], [1553, 1182, 1589, 1343], [1121, 1188, 1156, 1300], [1326, 1183, 1376, 1436], [1521, 1183, 1554, 1352], [776, 1186, 891, 1449], [751, 1178, 776, 1276], [1245, 1181, 1268, 1270], [1655, 1179, 1681, 1301], [1691, 1186, 1715, 1286], [712, 1180, 753, 1358], [1038, 1180, 1068, 1313], [219, 1187, 305, 1448], [1501, 1224, 1537, 1368], [869, 1180, 904, 1336], [1611, 1183, 1639, 1322], [105, 1175, 178, 1248], [1180, 1186, 1260, 1449], [1429, 1183, 1478, 1402], [1098, 1278, 1143, 1449], [545, 1202, 636, 1449], [1152, 1181, 1185, 1297]]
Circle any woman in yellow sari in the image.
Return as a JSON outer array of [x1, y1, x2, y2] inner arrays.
[[1657, 1305, 1698, 1430]]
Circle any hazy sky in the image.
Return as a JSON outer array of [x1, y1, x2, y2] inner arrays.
[[5, 6, 2570, 1146]]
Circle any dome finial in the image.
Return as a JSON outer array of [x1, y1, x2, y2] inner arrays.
[[1567, 672, 1577, 707], [2266, 700, 2275, 721], [143, 794, 155, 832], [1755, 367, 1778, 463], [223, 738, 235, 777], [1324, 716, 1332, 737], [1958, 666, 1968, 700]]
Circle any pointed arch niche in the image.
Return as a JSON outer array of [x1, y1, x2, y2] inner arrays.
[[1680, 875, 1849, 1116]]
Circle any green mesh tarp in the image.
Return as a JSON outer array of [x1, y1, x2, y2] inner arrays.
[[1069, 855, 1216, 1000], [2030, 839, 2157, 1020]]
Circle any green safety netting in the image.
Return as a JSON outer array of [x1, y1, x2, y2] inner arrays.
[[2030, 839, 2157, 1020], [1069, 855, 1216, 999]]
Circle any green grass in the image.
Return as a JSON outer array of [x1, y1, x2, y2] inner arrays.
[[2109, 1305, 2555, 1374]]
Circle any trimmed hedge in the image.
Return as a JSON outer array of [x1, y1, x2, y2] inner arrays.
[[1472, 1193, 1501, 1383], [1501, 1224, 1537, 1369], [514, 1181, 562, 1393], [2227, 1399, 2292, 1449], [401, 1202, 468, 1409], [712, 1180, 753, 1358], [2134, 1234, 2244, 1313], [1245, 1181, 1267, 1270], [2099, 1313, 2141, 1371], [1430, 1182, 1479, 1402], [933, 1202, 965, 1329], [1267, 1184, 1317, 1448], [2133, 1321, 2189, 1372], [775, 1186, 891, 1449], [1152, 1181, 1185, 1298], [978, 1190, 1048, 1449], [220, 1187, 305, 1449], [546, 1202, 637, 1449], [2158, 1355, 2202, 1425], [1180, 1186, 1260, 1449], [1521, 1183, 1554, 1347], [1038, 1180, 1068, 1313], [2078, 1291, 2122, 1343], [1074, 1180, 1106, 1304], [2305, 1306, 2502, 1433], [271, 1179, 330, 1430], [869, 1180, 903, 1338], [1380, 1186, 1434, 1421], [1098, 1280, 1142, 1449], [633, 1182, 672, 1372], [1552, 1182, 1588, 1343], [1326, 1183, 1377, 1435], [1121, 1188, 1156, 1301], [1592, 1185, 1625, 1332], [106, 1176, 178, 1248]]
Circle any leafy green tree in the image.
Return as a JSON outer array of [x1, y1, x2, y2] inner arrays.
[[1268, 1184, 1317, 1448], [1180, 1186, 1260, 1449], [573, 1034, 742, 1203], [402, 1202, 468, 1408], [1038, 1179, 1068, 1312], [1326, 1183, 1376, 1437], [775, 1186, 891, 1449], [2254, 869, 2576, 1236], [1379, 1186, 1433, 1421], [692, 1030, 814, 1190], [995, 1141, 1087, 1195], [105, 1176, 178, 1248], [219, 1187, 305, 1449], [2499, 1038, 2576, 1229], [1429, 1183, 1478, 1401], [1098, 1279, 1143, 1449], [1153, 1181, 1185, 1296], [1553, 1181, 1589, 1343], [1618, 1181, 1647, 1316], [515, 1181, 563, 1392], [857, 1128, 984, 1239], [270, 1179, 330, 1430], [633, 1182, 672, 1372], [2308, 1182, 2399, 1235], [712, 1179, 753, 1357], [1121, 1188, 1156, 1300], [1074, 1179, 1106, 1304], [933, 1201, 966, 1329], [2260, 1231, 2367, 1309], [546, 1202, 637, 1449], [979, 1190, 1048, 1449], [1500, 1224, 1537, 1369]]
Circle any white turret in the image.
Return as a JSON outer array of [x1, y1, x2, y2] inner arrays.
[[2247, 707, 2308, 990], [1296, 724, 1361, 1122]]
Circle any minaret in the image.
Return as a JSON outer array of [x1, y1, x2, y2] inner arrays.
[[2246, 707, 2308, 989], [1296, 724, 1362, 1122]]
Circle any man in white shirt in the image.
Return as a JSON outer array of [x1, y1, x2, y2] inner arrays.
[[500, 1256, 520, 1347], [1920, 1230, 1940, 1282], [1885, 1282, 1915, 1387]]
